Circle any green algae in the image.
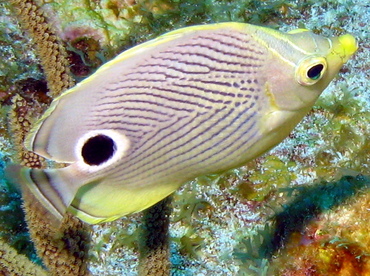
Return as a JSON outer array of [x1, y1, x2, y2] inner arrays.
[[315, 84, 370, 175]]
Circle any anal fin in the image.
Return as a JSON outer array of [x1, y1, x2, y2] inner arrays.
[[6, 165, 77, 229]]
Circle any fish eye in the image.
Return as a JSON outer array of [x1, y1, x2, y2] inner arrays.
[[296, 56, 327, 86], [81, 134, 116, 166], [307, 64, 324, 80]]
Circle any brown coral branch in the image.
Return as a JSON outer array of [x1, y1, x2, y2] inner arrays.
[[8, 78, 91, 276], [0, 239, 47, 276], [9, 1, 175, 275], [139, 196, 172, 276], [6, 1, 92, 275], [22, 188, 91, 276], [8, 95, 46, 168], [9, 0, 75, 98]]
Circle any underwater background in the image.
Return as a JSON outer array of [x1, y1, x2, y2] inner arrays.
[[0, 0, 369, 275]]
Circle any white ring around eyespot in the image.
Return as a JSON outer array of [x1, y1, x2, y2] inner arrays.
[[75, 129, 130, 173]]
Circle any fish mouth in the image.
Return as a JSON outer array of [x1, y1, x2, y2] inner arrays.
[[333, 34, 358, 63], [339, 34, 358, 56]]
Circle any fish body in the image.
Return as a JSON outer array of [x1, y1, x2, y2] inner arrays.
[[13, 22, 357, 224]]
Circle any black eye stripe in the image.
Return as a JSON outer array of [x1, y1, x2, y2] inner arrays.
[[307, 64, 324, 80], [81, 134, 116, 166]]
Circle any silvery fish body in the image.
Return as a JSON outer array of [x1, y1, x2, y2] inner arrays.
[[14, 22, 357, 224]]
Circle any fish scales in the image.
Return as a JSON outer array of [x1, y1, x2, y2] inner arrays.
[[81, 30, 265, 184], [8, 22, 357, 224], [94, 31, 264, 111]]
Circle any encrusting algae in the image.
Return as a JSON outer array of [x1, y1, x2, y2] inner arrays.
[[0, 0, 368, 275]]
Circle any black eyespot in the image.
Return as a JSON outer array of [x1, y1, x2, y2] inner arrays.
[[307, 64, 324, 80], [81, 134, 116, 166]]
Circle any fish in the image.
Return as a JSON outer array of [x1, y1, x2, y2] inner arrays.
[[10, 22, 357, 225]]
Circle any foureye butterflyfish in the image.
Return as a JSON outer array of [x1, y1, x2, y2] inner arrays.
[[9, 22, 357, 225]]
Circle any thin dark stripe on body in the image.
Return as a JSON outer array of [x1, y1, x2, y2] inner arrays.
[[85, 28, 266, 185]]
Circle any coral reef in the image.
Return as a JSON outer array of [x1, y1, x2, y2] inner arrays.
[[139, 197, 172, 276], [269, 175, 370, 275], [0, 0, 368, 275], [0, 240, 47, 276], [23, 198, 91, 276], [8, 95, 46, 167], [3, 1, 91, 275], [0, 151, 40, 265], [10, 0, 75, 98]]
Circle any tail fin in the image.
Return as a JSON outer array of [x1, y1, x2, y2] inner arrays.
[[5, 165, 78, 228]]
